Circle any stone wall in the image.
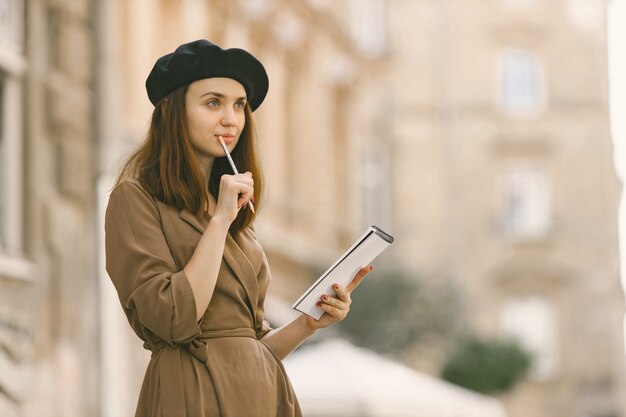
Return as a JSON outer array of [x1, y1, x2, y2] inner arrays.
[[16, 0, 98, 416]]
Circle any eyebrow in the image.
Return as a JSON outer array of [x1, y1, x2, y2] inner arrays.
[[199, 91, 247, 101]]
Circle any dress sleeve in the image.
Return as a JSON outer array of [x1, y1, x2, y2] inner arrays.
[[105, 181, 201, 347]]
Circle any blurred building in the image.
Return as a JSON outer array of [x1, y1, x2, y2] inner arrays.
[[1, 1, 624, 417], [0, 0, 100, 416], [98, 1, 626, 416], [375, 1, 626, 417]]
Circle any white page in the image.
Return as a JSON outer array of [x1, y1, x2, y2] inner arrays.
[[292, 226, 393, 320]]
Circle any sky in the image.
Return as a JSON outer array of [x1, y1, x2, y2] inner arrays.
[[607, 0, 626, 353]]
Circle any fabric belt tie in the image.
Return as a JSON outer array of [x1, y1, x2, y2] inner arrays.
[[148, 328, 257, 417]]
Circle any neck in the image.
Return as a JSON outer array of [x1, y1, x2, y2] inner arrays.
[[198, 156, 214, 183], [197, 156, 214, 214]]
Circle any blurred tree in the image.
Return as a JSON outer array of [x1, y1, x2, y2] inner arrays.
[[441, 336, 531, 394], [312, 266, 530, 395], [333, 267, 463, 357]]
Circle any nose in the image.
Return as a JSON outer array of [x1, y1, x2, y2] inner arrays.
[[221, 107, 238, 127]]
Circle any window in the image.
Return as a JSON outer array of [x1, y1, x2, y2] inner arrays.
[[500, 296, 559, 380], [349, 0, 386, 55], [502, 167, 551, 238], [0, 73, 6, 251], [499, 50, 544, 114], [361, 144, 392, 231], [0, 0, 23, 52], [0, 0, 26, 261], [0, 67, 25, 258]]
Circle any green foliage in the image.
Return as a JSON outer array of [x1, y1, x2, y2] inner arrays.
[[441, 336, 532, 394], [336, 268, 462, 356]]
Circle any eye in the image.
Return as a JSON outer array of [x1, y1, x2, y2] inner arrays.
[[206, 99, 219, 108], [234, 100, 246, 109]]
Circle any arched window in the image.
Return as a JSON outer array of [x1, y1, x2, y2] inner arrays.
[[499, 49, 545, 115]]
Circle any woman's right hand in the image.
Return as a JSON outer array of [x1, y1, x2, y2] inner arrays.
[[212, 171, 254, 225]]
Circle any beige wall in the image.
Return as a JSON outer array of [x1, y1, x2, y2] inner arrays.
[[0, 0, 101, 416]]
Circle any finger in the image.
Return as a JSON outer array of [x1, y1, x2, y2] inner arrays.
[[237, 188, 254, 207], [233, 182, 253, 198], [220, 176, 253, 203], [224, 173, 253, 188], [237, 173, 254, 184], [237, 185, 253, 201], [331, 284, 351, 304], [320, 293, 349, 310], [315, 301, 346, 322], [346, 266, 373, 293], [218, 176, 254, 212]]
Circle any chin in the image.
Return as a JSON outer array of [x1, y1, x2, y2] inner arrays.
[[192, 148, 216, 161]]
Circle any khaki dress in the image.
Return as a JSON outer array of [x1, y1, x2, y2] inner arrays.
[[105, 181, 302, 417]]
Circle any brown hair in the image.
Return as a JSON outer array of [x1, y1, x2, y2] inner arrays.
[[115, 85, 264, 234]]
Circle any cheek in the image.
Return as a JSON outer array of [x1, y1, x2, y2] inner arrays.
[[186, 109, 198, 130], [186, 112, 208, 146], [188, 109, 212, 135]]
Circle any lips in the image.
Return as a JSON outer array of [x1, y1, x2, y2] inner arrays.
[[218, 135, 235, 145]]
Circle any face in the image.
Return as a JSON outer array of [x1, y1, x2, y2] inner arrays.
[[185, 77, 247, 163]]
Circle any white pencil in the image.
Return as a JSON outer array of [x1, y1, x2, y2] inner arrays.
[[218, 136, 255, 214]]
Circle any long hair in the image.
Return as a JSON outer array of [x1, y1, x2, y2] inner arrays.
[[115, 85, 264, 234]]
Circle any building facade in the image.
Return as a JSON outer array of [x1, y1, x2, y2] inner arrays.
[[379, 1, 626, 416], [1, 0, 624, 416], [0, 0, 100, 416], [99, 1, 626, 416]]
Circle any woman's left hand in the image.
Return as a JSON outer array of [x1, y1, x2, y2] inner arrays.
[[305, 265, 374, 330]]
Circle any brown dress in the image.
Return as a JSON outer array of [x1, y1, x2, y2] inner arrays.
[[104, 181, 302, 417]]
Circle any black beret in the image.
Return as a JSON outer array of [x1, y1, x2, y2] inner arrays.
[[145, 39, 269, 111]]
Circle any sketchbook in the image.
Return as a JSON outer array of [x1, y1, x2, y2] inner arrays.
[[292, 226, 394, 320]]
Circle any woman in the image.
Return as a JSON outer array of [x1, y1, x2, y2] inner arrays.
[[104, 39, 373, 417]]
